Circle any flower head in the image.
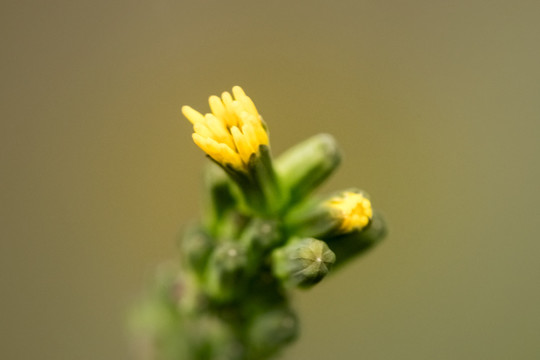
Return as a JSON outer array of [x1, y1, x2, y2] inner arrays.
[[182, 86, 269, 171], [327, 191, 373, 233]]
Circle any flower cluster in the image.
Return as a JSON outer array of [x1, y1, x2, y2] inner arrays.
[[182, 86, 268, 172], [132, 86, 387, 360]]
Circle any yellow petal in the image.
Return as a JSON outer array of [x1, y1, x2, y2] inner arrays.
[[233, 86, 259, 118], [214, 142, 243, 169], [254, 122, 269, 145], [193, 134, 242, 169], [192, 133, 210, 153], [231, 126, 255, 165], [220, 91, 238, 128], [239, 95, 259, 118], [193, 122, 214, 139], [209, 95, 227, 122], [182, 105, 205, 124], [232, 86, 246, 99], [241, 122, 260, 152], [204, 114, 236, 150]]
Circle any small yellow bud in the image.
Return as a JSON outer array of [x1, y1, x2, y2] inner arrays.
[[327, 191, 373, 233]]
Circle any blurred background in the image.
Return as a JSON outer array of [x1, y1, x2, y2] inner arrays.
[[2, 1, 539, 359]]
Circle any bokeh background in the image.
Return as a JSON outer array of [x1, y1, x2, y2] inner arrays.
[[2, 1, 539, 359]]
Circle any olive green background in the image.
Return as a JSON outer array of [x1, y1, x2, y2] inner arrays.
[[2, 1, 539, 359]]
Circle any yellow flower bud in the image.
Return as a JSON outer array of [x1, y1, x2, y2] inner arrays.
[[327, 191, 373, 233], [182, 86, 269, 172]]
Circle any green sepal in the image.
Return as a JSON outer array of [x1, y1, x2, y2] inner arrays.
[[248, 144, 282, 214], [240, 218, 284, 268], [285, 195, 339, 238], [271, 237, 336, 288], [328, 211, 388, 268], [276, 133, 341, 207], [203, 242, 249, 302], [202, 162, 238, 236], [206, 156, 263, 216], [206, 145, 281, 217]]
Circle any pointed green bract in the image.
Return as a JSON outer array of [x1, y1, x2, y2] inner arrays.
[[203, 162, 237, 235], [204, 242, 249, 302], [328, 211, 388, 268], [276, 134, 341, 207]]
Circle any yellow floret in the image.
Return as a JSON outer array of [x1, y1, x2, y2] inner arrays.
[[181, 86, 268, 171], [327, 192, 373, 233]]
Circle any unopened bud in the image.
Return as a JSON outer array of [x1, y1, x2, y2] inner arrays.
[[271, 238, 335, 288], [240, 218, 283, 258], [287, 189, 373, 238], [276, 134, 341, 206], [204, 242, 248, 302]]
